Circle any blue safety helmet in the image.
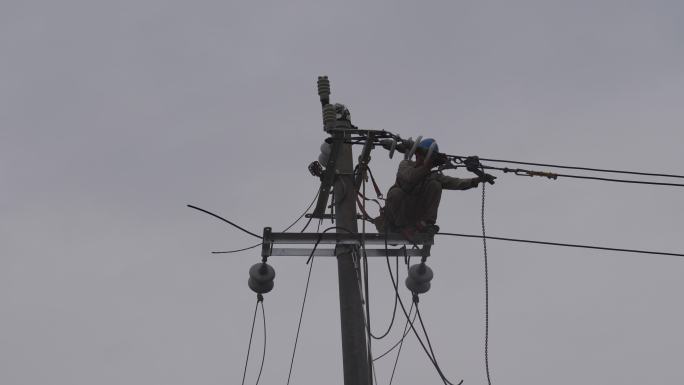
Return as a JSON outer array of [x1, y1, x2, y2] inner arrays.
[[417, 138, 438, 154]]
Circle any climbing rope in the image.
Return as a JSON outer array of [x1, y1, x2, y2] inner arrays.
[[480, 178, 493, 385]]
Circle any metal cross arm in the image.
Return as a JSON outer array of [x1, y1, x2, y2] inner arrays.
[[260, 227, 433, 258]]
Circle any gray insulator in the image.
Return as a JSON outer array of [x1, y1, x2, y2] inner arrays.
[[249, 262, 275, 284], [323, 104, 337, 130], [405, 263, 433, 294], [317, 76, 330, 98], [405, 277, 431, 294], [248, 277, 274, 294], [408, 263, 433, 284]]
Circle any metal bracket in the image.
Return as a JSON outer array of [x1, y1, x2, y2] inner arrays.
[[260, 229, 433, 259]]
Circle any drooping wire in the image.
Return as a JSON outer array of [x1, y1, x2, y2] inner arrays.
[[473, 156, 684, 179], [187, 204, 262, 239], [212, 243, 261, 254], [255, 300, 266, 385], [286, 226, 349, 385], [389, 302, 415, 385], [481, 173, 493, 385], [241, 295, 264, 385], [212, 190, 319, 254], [284, 191, 320, 233], [370, 254, 399, 340], [436, 232, 684, 258], [372, 303, 416, 362], [383, 229, 463, 385]]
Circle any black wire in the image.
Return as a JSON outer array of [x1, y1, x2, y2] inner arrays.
[[370, 255, 399, 340], [496, 165, 684, 187], [373, 303, 416, 362], [389, 303, 415, 385], [474, 156, 684, 179], [384, 230, 463, 385], [414, 301, 449, 381], [187, 204, 262, 239], [436, 232, 684, 258], [241, 298, 261, 385], [285, 236, 321, 385], [255, 300, 266, 385], [284, 190, 319, 232], [212, 243, 261, 254], [287, 226, 345, 385], [211, 190, 318, 253]]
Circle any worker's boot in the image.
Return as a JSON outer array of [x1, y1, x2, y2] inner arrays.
[[416, 220, 440, 236]]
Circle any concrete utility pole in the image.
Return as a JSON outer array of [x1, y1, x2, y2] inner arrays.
[[334, 123, 370, 385], [317, 76, 370, 385]]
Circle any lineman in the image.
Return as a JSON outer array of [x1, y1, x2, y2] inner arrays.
[[378, 138, 496, 240]]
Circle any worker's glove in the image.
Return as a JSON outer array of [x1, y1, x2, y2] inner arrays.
[[479, 173, 497, 185]]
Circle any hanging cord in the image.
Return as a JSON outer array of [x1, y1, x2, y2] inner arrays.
[[241, 294, 265, 385], [384, 228, 463, 385], [480, 174, 493, 385]]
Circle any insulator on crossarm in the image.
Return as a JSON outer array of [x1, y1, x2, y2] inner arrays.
[[248, 262, 276, 294], [405, 263, 433, 294]]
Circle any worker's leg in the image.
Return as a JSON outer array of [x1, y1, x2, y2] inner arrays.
[[385, 186, 416, 230], [418, 179, 443, 224]]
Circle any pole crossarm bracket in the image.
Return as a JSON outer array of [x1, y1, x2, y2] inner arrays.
[[260, 227, 433, 258]]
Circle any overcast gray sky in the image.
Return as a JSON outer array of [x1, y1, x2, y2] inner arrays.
[[2, 1, 683, 384]]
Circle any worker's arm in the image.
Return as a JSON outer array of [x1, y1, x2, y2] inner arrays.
[[435, 173, 481, 190], [396, 160, 431, 186]]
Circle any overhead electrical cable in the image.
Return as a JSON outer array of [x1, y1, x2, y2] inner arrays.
[[211, 190, 319, 254], [389, 302, 415, 385], [287, 226, 352, 385], [187, 204, 262, 239], [384, 232, 463, 385], [255, 300, 266, 385], [372, 303, 416, 362], [437, 233, 684, 258], [471, 156, 684, 179], [482, 166, 684, 187], [241, 296, 264, 385]]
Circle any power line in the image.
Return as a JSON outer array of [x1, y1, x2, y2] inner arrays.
[[437, 232, 684, 258], [372, 303, 416, 362], [483, 165, 684, 187], [285, 237, 321, 385], [187, 204, 262, 239], [241, 296, 263, 385], [211, 190, 319, 254], [473, 156, 684, 179], [384, 232, 463, 385], [255, 300, 266, 385]]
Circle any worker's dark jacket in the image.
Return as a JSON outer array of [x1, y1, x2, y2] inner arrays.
[[377, 159, 479, 232]]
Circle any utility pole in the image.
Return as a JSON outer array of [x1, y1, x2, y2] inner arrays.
[[320, 76, 371, 385]]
